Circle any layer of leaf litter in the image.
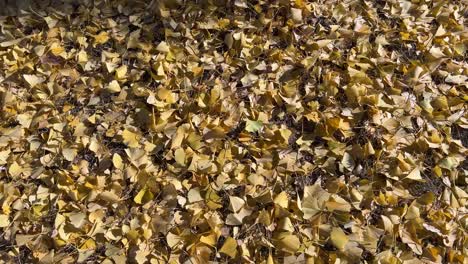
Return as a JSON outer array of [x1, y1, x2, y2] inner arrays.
[[0, 0, 467, 263]]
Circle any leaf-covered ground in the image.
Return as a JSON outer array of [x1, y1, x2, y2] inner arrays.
[[0, 0, 467, 263]]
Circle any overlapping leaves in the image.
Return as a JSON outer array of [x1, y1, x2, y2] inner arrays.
[[0, 0, 466, 263]]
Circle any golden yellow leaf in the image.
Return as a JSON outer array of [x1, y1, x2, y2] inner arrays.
[[50, 42, 65, 56], [274, 233, 300, 253], [166, 232, 182, 248], [99, 191, 120, 203], [188, 188, 203, 203], [229, 196, 245, 213], [134, 188, 154, 205], [94, 31, 110, 45], [115, 65, 127, 79], [330, 227, 349, 250], [0, 214, 10, 228], [122, 129, 139, 148], [220, 237, 237, 258], [80, 239, 96, 250], [156, 41, 170, 53], [23, 74, 45, 88], [273, 191, 289, 208], [62, 148, 77, 162], [8, 162, 22, 177], [174, 148, 186, 165], [200, 233, 217, 247], [112, 153, 123, 169], [405, 168, 423, 181], [108, 80, 121, 93]]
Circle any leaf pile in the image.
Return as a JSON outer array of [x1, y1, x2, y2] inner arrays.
[[0, 0, 467, 263]]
